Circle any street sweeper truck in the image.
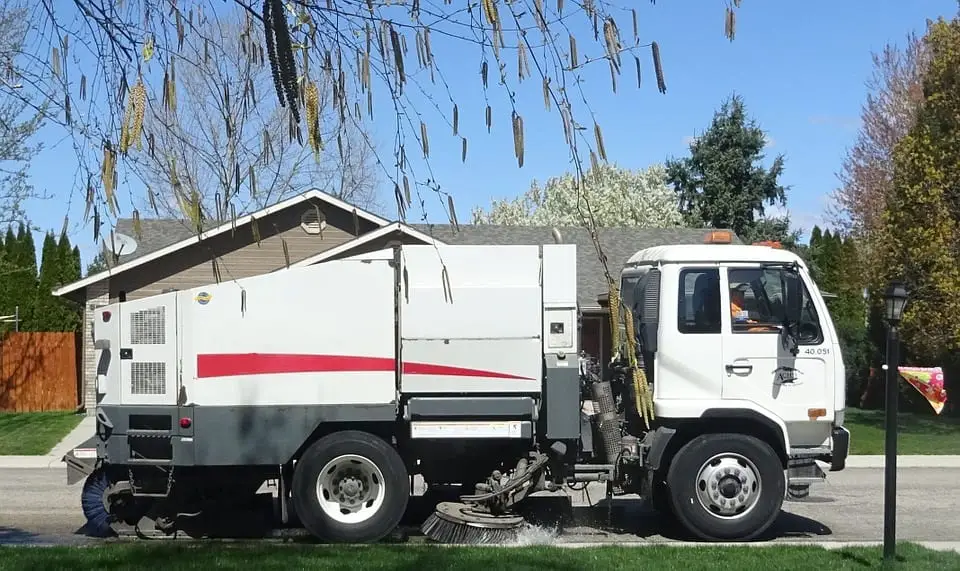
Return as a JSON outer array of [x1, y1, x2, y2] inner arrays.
[[62, 232, 849, 544]]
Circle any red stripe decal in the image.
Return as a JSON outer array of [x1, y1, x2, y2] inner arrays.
[[196, 353, 534, 381], [401, 362, 532, 380]]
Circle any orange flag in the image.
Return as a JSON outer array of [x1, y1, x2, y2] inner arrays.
[[898, 366, 948, 415]]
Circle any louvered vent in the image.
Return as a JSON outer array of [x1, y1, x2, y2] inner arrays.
[[131, 362, 166, 395], [130, 307, 165, 345]]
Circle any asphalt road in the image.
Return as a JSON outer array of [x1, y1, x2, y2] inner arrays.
[[1, 466, 957, 546]]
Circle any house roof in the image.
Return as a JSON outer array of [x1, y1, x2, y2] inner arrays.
[[409, 224, 740, 309], [52, 189, 391, 298]]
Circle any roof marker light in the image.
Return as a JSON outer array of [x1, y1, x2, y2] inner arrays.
[[704, 230, 733, 244], [752, 240, 783, 249]]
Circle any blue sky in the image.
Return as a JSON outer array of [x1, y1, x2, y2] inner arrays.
[[19, 0, 960, 271]]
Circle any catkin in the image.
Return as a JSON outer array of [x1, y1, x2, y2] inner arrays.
[[607, 281, 620, 351], [652, 41, 666, 94], [512, 112, 524, 168], [306, 81, 320, 158]]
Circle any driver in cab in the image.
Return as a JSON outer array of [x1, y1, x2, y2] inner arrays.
[[730, 285, 779, 333]]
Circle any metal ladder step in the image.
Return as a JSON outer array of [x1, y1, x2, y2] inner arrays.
[[127, 458, 173, 465], [127, 429, 173, 438]]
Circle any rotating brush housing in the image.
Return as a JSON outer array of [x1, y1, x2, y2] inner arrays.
[[590, 380, 621, 464]]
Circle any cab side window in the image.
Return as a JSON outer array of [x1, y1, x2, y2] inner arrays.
[[727, 267, 824, 344], [677, 268, 721, 334], [728, 268, 783, 333]]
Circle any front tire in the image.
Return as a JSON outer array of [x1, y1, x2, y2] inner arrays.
[[666, 433, 784, 541], [292, 430, 409, 543]]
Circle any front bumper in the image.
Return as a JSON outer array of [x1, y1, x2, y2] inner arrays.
[[62, 435, 100, 485], [830, 425, 850, 472]]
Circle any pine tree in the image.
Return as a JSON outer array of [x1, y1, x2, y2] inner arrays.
[[0, 227, 16, 332], [665, 94, 794, 242], [57, 233, 82, 332], [35, 232, 60, 331], [6, 224, 37, 331]]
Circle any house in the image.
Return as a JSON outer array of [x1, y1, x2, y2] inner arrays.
[[53, 188, 740, 414]]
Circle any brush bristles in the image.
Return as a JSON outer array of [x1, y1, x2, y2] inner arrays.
[[421, 512, 523, 545]]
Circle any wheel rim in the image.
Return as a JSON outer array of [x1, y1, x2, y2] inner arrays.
[[694, 452, 761, 520], [315, 454, 386, 524]]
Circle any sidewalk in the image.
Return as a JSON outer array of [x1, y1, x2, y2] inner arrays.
[[0, 415, 95, 469], [844, 455, 960, 468]]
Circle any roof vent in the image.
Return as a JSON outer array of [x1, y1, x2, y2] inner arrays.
[[301, 208, 327, 235]]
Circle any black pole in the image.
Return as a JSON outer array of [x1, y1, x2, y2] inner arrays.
[[883, 325, 900, 561]]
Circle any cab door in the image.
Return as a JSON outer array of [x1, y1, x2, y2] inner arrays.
[[720, 264, 834, 447]]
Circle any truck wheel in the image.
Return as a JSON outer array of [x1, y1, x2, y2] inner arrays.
[[292, 430, 409, 543], [666, 433, 784, 541]]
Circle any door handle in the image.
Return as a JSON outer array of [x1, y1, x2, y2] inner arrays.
[[726, 364, 753, 374]]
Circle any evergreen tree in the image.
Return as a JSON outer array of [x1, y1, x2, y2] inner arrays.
[[86, 250, 109, 276], [0, 227, 16, 332], [807, 226, 874, 407], [57, 233, 82, 331], [665, 94, 795, 243], [35, 232, 60, 331], [5, 224, 37, 331]]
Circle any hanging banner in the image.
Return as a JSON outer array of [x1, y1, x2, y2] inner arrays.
[[898, 366, 948, 415]]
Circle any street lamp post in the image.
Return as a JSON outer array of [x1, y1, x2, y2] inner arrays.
[[883, 281, 909, 561]]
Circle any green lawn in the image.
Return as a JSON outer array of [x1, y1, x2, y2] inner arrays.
[[845, 407, 960, 455], [0, 543, 955, 570], [0, 411, 83, 455]]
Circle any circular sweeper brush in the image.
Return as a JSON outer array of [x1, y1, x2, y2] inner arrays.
[[421, 501, 527, 545]]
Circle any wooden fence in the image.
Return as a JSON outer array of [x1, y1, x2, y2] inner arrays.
[[0, 332, 81, 412]]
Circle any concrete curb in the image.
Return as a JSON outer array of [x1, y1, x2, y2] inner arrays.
[[0, 455, 69, 469], [544, 540, 960, 553], [843, 455, 960, 468]]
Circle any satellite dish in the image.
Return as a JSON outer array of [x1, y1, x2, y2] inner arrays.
[[107, 232, 139, 256]]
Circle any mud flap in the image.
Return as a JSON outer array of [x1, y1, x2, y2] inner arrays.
[[62, 435, 100, 485]]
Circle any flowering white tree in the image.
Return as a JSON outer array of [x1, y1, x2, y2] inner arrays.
[[471, 163, 685, 227]]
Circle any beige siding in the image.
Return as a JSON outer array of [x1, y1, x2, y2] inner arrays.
[[112, 198, 379, 300], [83, 280, 109, 415]]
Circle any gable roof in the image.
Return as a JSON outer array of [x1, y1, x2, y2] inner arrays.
[[53, 189, 391, 298], [409, 224, 741, 309]]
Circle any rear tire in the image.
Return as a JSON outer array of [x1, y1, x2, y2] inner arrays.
[[292, 430, 409, 543], [666, 433, 784, 541]]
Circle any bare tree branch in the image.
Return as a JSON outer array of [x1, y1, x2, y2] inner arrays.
[[14, 0, 741, 284]]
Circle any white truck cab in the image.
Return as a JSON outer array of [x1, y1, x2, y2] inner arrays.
[[619, 231, 849, 495]]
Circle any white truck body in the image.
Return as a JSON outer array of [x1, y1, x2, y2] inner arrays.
[[69, 238, 849, 544], [620, 243, 845, 455]]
